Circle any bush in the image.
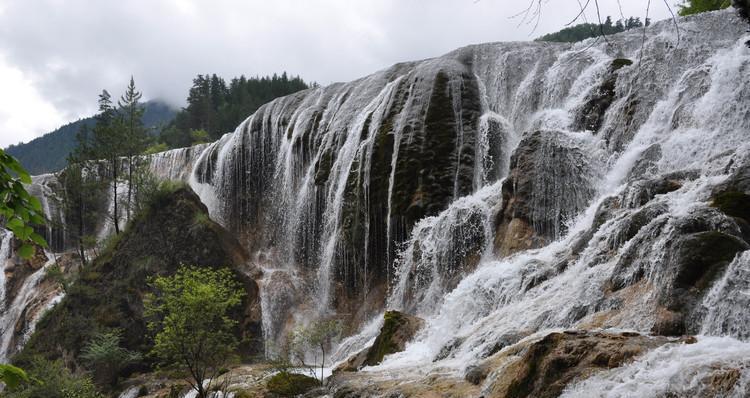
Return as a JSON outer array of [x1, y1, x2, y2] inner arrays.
[[3, 357, 103, 398], [80, 330, 142, 386]]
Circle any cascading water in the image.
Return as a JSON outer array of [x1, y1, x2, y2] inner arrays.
[[357, 10, 750, 393], [0, 251, 57, 362]]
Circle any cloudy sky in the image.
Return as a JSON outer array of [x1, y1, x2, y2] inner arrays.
[[0, 0, 673, 148]]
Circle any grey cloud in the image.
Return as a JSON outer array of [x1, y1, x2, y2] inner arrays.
[[0, 0, 672, 140]]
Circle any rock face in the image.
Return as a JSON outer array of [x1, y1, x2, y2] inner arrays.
[[15, 186, 263, 371], [481, 331, 679, 398], [336, 311, 424, 371], [494, 131, 597, 256]]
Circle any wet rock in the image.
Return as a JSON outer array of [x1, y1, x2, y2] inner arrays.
[[574, 58, 632, 133], [484, 331, 674, 398], [627, 144, 662, 180], [464, 365, 489, 385], [622, 170, 698, 208], [495, 131, 596, 256], [337, 311, 424, 371]]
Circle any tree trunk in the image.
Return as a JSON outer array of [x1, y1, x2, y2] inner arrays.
[[112, 157, 120, 235], [127, 155, 133, 221]]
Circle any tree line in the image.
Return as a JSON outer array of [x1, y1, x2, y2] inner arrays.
[[157, 72, 310, 150], [535, 16, 651, 43]]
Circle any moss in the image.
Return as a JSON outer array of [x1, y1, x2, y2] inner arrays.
[[266, 372, 319, 397], [711, 190, 750, 222], [675, 231, 749, 291], [611, 58, 633, 70], [364, 311, 408, 366]]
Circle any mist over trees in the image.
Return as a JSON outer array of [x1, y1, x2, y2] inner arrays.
[[159, 72, 310, 148]]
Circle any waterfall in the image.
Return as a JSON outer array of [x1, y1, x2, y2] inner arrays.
[[365, 10, 750, 384], [8, 9, 750, 393], [0, 251, 57, 361]]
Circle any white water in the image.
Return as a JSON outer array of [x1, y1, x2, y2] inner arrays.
[[358, 10, 750, 392], [0, 251, 57, 361], [560, 336, 750, 397]]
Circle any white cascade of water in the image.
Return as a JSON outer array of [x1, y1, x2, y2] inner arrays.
[[360, 12, 750, 387]]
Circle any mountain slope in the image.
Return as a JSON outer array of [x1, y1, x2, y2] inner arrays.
[[4, 100, 176, 175]]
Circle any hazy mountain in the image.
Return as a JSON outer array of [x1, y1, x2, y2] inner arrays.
[[5, 100, 177, 175]]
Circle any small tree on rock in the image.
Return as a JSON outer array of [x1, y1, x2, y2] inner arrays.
[[289, 319, 342, 383]]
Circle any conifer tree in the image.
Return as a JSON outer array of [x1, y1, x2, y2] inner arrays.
[[118, 76, 149, 219], [88, 90, 123, 234]]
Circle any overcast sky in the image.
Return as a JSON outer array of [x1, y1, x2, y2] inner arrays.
[[0, 0, 673, 148]]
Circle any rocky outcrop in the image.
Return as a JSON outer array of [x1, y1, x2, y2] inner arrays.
[[336, 311, 424, 372], [494, 131, 597, 256], [328, 330, 688, 398], [480, 331, 686, 398], [15, 185, 263, 372], [574, 58, 633, 133]]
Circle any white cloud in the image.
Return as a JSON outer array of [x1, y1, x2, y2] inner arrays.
[[0, 56, 66, 147]]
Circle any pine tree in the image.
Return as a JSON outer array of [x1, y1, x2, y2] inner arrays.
[[88, 90, 124, 234], [118, 76, 149, 220]]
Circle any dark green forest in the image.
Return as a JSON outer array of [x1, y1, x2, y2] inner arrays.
[[536, 16, 650, 43], [160, 72, 310, 148]]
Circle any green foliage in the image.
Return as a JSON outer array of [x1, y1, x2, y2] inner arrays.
[[0, 364, 30, 389], [161, 72, 309, 147], [143, 143, 169, 155], [265, 372, 319, 397], [3, 357, 103, 398], [536, 16, 649, 43], [145, 266, 245, 398], [46, 264, 71, 293], [59, 160, 108, 264], [80, 331, 142, 386], [0, 148, 47, 259], [190, 129, 210, 144], [678, 0, 731, 15]]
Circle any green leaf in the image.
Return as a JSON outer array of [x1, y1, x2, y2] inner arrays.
[[18, 244, 35, 259], [0, 363, 30, 388], [6, 217, 22, 231], [28, 196, 43, 212], [30, 233, 48, 248]]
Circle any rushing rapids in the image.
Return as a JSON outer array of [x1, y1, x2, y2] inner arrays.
[[3, 8, 750, 396]]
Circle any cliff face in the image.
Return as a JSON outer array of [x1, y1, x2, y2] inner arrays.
[[14, 186, 263, 372]]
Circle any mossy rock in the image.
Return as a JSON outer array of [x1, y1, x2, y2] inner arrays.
[[363, 311, 424, 366], [611, 58, 633, 70], [711, 190, 750, 222], [674, 231, 749, 291], [266, 372, 320, 397]]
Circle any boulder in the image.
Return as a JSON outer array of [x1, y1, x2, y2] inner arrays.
[[495, 131, 596, 256], [484, 330, 680, 398]]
